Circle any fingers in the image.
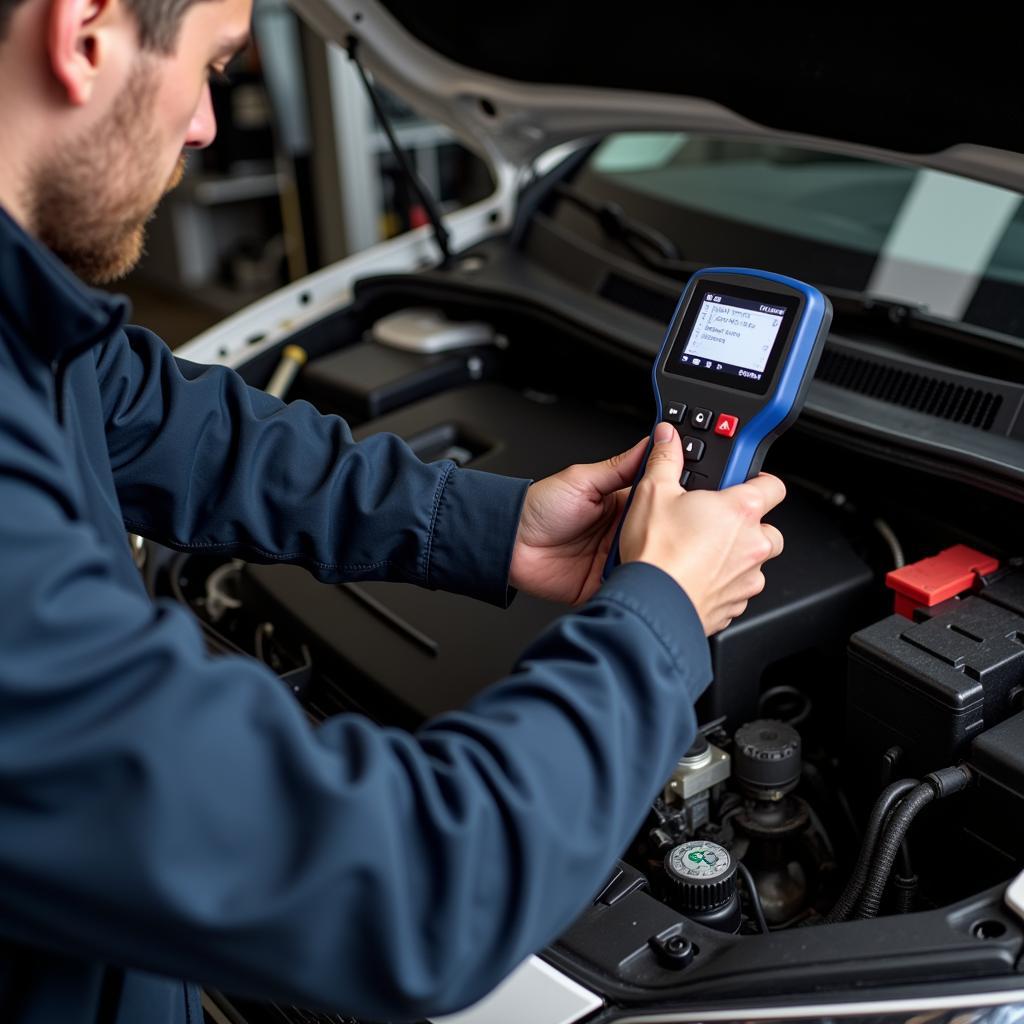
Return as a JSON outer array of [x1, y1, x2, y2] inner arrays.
[[762, 523, 784, 560], [580, 436, 651, 496], [727, 473, 787, 518], [641, 422, 684, 486], [724, 569, 766, 603]]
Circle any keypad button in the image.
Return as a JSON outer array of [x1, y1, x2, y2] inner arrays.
[[691, 408, 713, 431], [714, 413, 739, 438], [685, 471, 710, 490], [664, 400, 687, 424], [682, 436, 705, 462]]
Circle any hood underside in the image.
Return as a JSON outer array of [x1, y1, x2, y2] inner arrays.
[[290, 0, 1024, 193]]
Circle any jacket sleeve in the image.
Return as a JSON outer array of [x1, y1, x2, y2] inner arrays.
[[0, 387, 712, 1021], [96, 326, 529, 605]]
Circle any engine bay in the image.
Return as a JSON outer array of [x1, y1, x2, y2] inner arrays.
[[151, 280, 1024, 1011]]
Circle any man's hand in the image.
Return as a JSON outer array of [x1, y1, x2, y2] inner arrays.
[[509, 436, 650, 605], [619, 423, 785, 634]]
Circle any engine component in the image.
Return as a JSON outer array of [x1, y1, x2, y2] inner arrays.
[[299, 337, 498, 422], [885, 544, 1000, 619], [204, 561, 244, 623], [733, 800, 812, 926], [698, 490, 875, 729], [847, 565, 1024, 789], [662, 734, 731, 836], [825, 777, 918, 924], [371, 307, 501, 354], [265, 344, 308, 400], [854, 766, 972, 919], [737, 861, 770, 934], [968, 710, 1024, 862], [734, 720, 802, 800], [664, 841, 741, 933], [729, 719, 831, 925]]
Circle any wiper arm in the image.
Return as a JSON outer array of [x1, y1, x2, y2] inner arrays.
[[824, 285, 1024, 355], [553, 183, 703, 279], [553, 186, 1023, 360], [824, 286, 925, 327]]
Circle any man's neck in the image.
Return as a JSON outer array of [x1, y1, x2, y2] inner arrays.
[[0, 131, 34, 234], [0, 8, 48, 232], [0, 61, 42, 234]]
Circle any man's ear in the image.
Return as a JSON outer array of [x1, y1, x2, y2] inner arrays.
[[46, 0, 128, 106]]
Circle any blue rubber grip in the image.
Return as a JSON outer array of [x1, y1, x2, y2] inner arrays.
[[714, 269, 829, 487]]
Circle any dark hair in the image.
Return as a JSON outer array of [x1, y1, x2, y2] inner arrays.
[[0, 0, 207, 52]]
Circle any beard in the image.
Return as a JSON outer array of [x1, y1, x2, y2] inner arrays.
[[27, 60, 188, 286]]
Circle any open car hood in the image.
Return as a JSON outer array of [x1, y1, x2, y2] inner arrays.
[[289, 0, 1024, 194]]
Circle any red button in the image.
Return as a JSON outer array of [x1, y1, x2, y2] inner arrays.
[[714, 413, 739, 437]]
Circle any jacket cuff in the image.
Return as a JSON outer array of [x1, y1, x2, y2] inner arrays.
[[595, 561, 712, 703], [426, 467, 531, 606]]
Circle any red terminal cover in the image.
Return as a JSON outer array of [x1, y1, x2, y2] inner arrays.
[[886, 544, 1000, 619]]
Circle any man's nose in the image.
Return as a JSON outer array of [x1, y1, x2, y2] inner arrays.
[[185, 84, 217, 149]]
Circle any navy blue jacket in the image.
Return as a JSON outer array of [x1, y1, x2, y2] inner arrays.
[[0, 205, 712, 1023]]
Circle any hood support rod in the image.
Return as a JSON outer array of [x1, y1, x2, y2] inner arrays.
[[346, 35, 452, 265]]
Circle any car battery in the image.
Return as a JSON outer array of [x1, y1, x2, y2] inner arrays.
[[968, 710, 1024, 863], [847, 563, 1024, 791]]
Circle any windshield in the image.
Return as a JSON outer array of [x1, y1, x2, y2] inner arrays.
[[565, 133, 1024, 342]]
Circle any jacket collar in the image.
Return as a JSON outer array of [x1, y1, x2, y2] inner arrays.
[[0, 204, 129, 365]]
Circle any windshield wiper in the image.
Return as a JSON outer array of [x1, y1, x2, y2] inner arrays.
[[553, 183, 703, 279], [822, 286, 1024, 386], [553, 185, 1024, 360], [824, 286, 1024, 355]]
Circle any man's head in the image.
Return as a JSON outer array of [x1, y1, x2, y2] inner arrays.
[[0, 0, 252, 283]]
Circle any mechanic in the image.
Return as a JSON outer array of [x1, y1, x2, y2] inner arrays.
[[0, 0, 785, 1021]]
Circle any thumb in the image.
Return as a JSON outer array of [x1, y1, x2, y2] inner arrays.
[[574, 435, 650, 496], [642, 421, 684, 485]]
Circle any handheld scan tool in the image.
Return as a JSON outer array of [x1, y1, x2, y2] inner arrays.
[[606, 268, 832, 577]]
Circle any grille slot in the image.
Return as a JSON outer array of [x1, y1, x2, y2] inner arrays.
[[817, 350, 1003, 431]]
